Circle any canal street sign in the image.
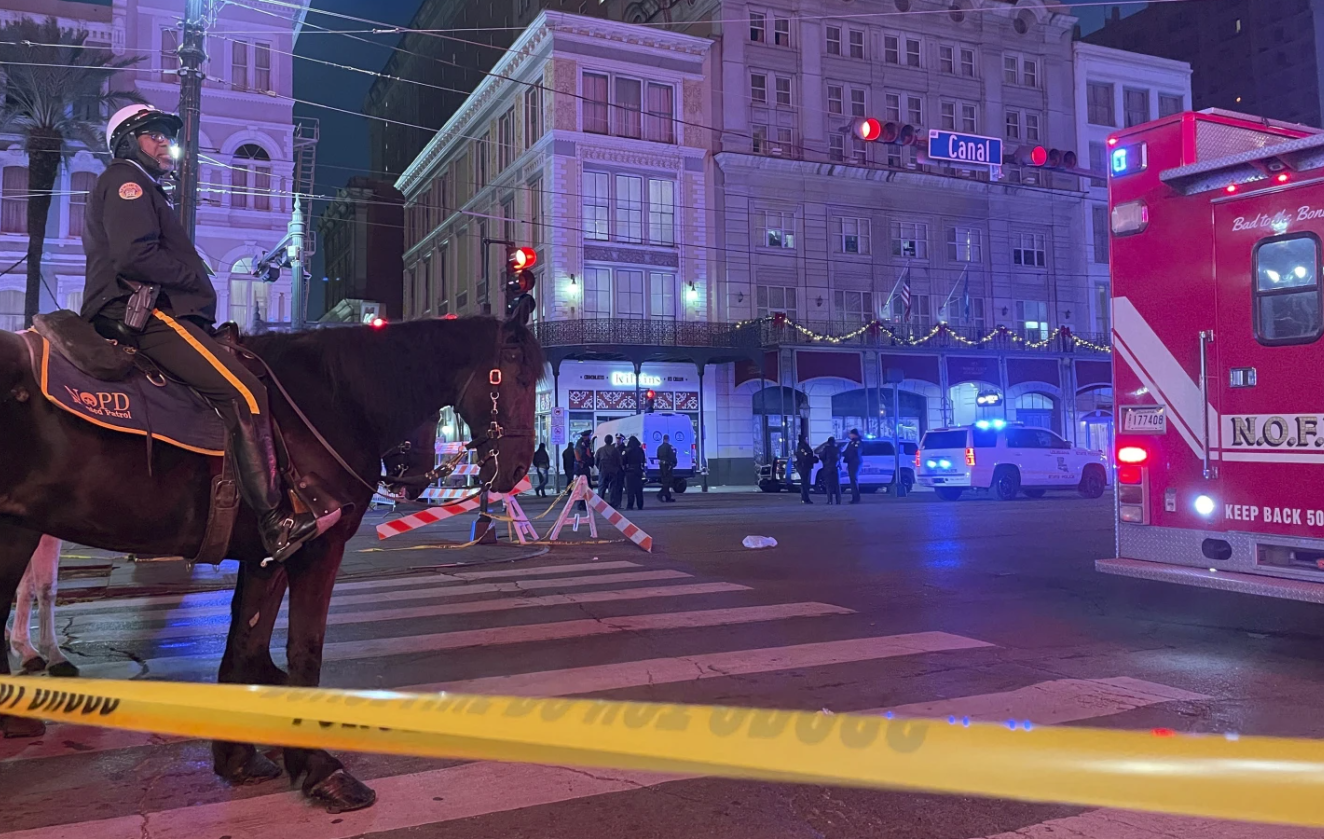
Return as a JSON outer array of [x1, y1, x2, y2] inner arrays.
[[927, 130, 1003, 171]]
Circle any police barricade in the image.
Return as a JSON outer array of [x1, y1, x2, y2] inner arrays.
[[0, 675, 1321, 828]]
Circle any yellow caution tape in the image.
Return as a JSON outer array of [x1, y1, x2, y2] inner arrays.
[[1, 676, 1322, 827]]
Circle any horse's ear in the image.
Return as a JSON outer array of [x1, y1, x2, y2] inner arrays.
[[506, 295, 535, 328]]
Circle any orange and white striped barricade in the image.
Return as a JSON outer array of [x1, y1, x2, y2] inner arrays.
[[375, 477, 532, 540], [546, 476, 652, 552]]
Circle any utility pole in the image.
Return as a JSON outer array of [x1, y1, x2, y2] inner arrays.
[[289, 196, 306, 329], [175, 0, 207, 242]]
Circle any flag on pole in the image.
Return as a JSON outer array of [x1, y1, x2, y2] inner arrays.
[[901, 266, 912, 320]]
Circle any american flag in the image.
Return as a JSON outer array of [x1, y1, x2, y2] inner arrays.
[[901, 267, 912, 320]]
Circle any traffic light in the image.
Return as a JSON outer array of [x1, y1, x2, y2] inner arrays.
[[1010, 145, 1078, 169], [851, 118, 918, 146], [643, 389, 656, 413], [504, 246, 538, 315]]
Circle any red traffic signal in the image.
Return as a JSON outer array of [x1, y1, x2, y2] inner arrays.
[[645, 389, 656, 399], [508, 246, 537, 271], [370, 317, 386, 329], [1022, 146, 1078, 169], [854, 117, 881, 142]]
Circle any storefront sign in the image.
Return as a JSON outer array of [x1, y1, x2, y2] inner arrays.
[[610, 371, 662, 388]]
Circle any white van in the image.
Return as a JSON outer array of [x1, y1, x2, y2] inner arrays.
[[592, 412, 697, 492]]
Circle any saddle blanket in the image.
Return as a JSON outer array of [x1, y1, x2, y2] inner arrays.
[[35, 335, 226, 457]]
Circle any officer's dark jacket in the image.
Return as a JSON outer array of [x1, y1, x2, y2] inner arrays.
[[81, 159, 216, 324], [843, 438, 862, 468]]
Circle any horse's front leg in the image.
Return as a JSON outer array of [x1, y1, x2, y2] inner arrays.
[[212, 557, 289, 784], [31, 537, 76, 677], [282, 537, 377, 813], [0, 523, 48, 738], [8, 560, 41, 673]]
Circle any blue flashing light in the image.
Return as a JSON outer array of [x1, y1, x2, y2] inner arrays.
[[938, 459, 952, 468], [948, 715, 957, 724], [961, 716, 971, 727], [1022, 720, 1033, 730], [926, 459, 938, 468], [976, 420, 990, 430], [993, 419, 1006, 429], [1006, 720, 1017, 730], [884, 711, 895, 719]]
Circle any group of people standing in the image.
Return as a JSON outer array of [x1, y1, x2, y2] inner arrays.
[[793, 428, 864, 505], [535, 431, 677, 511]]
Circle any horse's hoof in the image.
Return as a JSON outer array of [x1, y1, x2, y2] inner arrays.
[[19, 656, 47, 675], [308, 769, 377, 814], [46, 661, 80, 678], [2, 714, 46, 739], [214, 748, 283, 785]]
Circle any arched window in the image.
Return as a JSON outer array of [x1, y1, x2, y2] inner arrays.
[[231, 143, 271, 211]]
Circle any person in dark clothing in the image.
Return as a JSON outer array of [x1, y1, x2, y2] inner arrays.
[[623, 436, 647, 510], [561, 443, 576, 492], [81, 104, 335, 564], [794, 434, 817, 504], [816, 437, 842, 504], [532, 443, 550, 496], [843, 428, 863, 504], [656, 434, 677, 502], [596, 435, 621, 504]]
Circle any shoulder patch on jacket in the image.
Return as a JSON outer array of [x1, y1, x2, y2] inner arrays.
[[118, 182, 144, 200]]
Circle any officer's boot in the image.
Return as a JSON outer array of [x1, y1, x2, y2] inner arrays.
[[228, 405, 340, 563]]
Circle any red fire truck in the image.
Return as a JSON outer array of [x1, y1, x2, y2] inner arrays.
[[1100, 109, 1324, 601]]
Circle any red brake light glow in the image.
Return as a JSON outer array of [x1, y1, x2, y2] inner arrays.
[[1225, 184, 1238, 194], [1117, 446, 1148, 464], [914, 451, 921, 469], [965, 447, 976, 467], [1117, 465, 1143, 485], [1277, 173, 1290, 183]]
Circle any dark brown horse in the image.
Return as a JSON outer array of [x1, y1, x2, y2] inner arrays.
[[0, 314, 542, 811]]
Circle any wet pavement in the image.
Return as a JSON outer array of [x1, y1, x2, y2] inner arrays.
[[4, 488, 1323, 838]]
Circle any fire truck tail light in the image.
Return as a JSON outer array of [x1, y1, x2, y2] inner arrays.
[[1111, 201, 1149, 235], [1119, 484, 1145, 504], [1118, 465, 1144, 485], [965, 447, 976, 466], [1120, 505, 1145, 523], [1117, 446, 1148, 464]]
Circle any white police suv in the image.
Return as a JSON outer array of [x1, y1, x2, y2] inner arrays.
[[916, 420, 1109, 501]]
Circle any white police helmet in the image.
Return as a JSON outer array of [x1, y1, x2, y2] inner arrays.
[[106, 105, 183, 155]]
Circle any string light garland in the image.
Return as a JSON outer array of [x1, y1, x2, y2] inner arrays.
[[736, 316, 1113, 353]]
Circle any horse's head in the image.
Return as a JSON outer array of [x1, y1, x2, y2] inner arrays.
[[453, 315, 543, 494], [380, 412, 440, 501]]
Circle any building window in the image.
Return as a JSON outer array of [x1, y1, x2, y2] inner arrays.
[[1092, 205, 1110, 264], [229, 278, 269, 329], [757, 284, 797, 319], [1024, 113, 1040, 142], [775, 76, 792, 107], [905, 37, 921, 67], [891, 221, 928, 259], [649, 272, 677, 319], [1022, 58, 1037, 88], [648, 179, 675, 246], [758, 210, 795, 248], [529, 178, 543, 245], [1003, 54, 1018, 84], [1158, 93, 1184, 117], [0, 289, 22, 332], [939, 45, 954, 74], [960, 47, 976, 77], [907, 95, 924, 126], [947, 226, 982, 262], [1017, 299, 1049, 340], [829, 133, 844, 161], [231, 144, 271, 211], [884, 93, 901, 122], [750, 73, 767, 103], [582, 266, 612, 318], [613, 77, 642, 138], [68, 171, 95, 238], [1253, 234, 1322, 345], [773, 16, 790, 46], [1088, 141, 1107, 186], [231, 40, 248, 89], [161, 28, 179, 81], [1013, 232, 1047, 267], [752, 124, 767, 153], [750, 11, 765, 42], [884, 34, 899, 64], [498, 107, 516, 170], [849, 29, 865, 59], [941, 102, 976, 133], [254, 42, 271, 92], [474, 133, 489, 190], [1124, 88, 1150, 128], [582, 171, 609, 240], [833, 290, 874, 325], [583, 72, 609, 134], [838, 217, 870, 254], [827, 84, 843, 115], [617, 268, 646, 318], [850, 88, 866, 117], [942, 102, 957, 130], [961, 103, 977, 133], [501, 196, 515, 243], [524, 84, 543, 147], [850, 134, 866, 164], [64, 290, 83, 313], [826, 25, 841, 55], [1088, 82, 1115, 126], [644, 82, 674, 144], [1, 166, 28, 234]]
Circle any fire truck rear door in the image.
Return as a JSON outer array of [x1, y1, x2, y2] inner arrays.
[[1213, 195, 1324, 533]]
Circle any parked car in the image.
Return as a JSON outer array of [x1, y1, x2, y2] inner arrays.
[[916, 420, 1110, 501], [758, 440, 917, 494]]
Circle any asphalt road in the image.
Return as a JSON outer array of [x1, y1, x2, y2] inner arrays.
[[4, 488, 1324, 838]]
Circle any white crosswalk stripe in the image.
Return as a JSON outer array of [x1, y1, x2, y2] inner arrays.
[[0, 557, 1224, 839]]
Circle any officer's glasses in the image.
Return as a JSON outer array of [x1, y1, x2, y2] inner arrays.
[[138, 130, 172, 144]]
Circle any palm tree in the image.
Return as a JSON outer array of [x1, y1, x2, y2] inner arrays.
[[0, 17, 142, 327]]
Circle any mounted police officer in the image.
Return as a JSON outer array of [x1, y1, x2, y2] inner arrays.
[[80, 105, 338, 563]]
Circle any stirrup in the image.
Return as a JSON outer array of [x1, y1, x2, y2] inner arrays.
[[261, 508, 343, 565]]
